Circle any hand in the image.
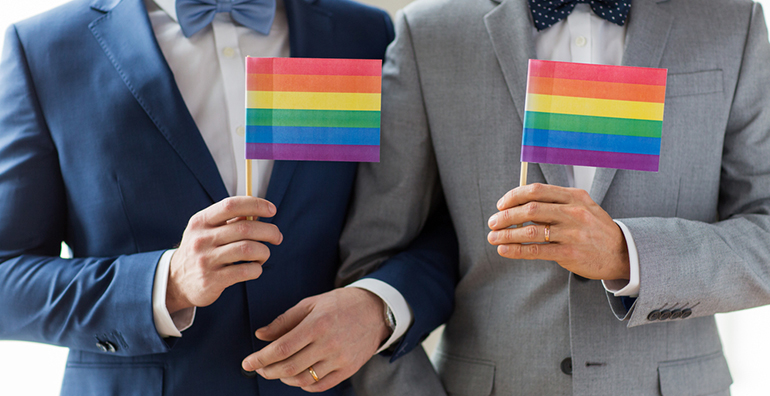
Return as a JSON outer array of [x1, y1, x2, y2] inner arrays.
[[241, 288, 390, 393], [166, 196, 283, 313], [486, 183, 630, 281]]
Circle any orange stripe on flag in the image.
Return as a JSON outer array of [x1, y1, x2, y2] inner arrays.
[[527, 76, 666, 103], [248, 74, 381, 93]]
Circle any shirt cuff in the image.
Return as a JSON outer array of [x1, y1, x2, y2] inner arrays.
[[347, 278, 414, 354], [601, 220, 640, 297], [152, 249, 196, 338]]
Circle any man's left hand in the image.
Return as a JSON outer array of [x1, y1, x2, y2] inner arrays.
[[487, 183, 630, 281], [241, 287, 390, 392]]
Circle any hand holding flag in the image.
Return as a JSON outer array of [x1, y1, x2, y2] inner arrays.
[[489, 60, 667, 282]]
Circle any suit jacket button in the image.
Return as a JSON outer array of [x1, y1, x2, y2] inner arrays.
[[681, 308, 692, 319], [241, 367, 257, 379], [670, 309, 682, 319], [560, 358, 572, 375], [659, 310, 672, 320], [96, 341, 116, 353], [647, 310, 661, 321]]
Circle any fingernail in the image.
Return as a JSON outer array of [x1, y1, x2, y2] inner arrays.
[[268, 203, 277, 215], [488, 215, 498, 228], [488, 231, 498, 243], [497, 197, 504, 209], [243, 360, 254, 371], [499, 245, 508, 254]]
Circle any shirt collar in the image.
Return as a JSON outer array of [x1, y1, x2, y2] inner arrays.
[[154, 0, 179, 22]]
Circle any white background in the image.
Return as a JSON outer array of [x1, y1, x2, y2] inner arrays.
[[1, 0, 770, 395]]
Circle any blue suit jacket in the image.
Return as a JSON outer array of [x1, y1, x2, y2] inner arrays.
[[0, 0, 458, 394]]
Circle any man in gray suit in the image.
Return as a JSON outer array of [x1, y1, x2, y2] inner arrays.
[[338, 0, 770, 394]]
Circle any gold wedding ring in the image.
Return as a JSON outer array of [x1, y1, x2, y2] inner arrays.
[[544, 224, 551, 243], [308, 366, 320, 382]]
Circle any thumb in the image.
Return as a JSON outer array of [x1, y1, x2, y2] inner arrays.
[[255, 299, 314, 341]]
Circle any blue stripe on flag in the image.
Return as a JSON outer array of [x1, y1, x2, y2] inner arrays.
[[522, 128, 661, 156], [246, 126, 379, 146]]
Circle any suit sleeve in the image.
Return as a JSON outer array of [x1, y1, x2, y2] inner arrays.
[[0, 25, 170, 357], [337, 10, 458, 361], [616, 3, 770, 327]]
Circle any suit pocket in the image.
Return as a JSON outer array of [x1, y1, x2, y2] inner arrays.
[[434, 351, 495, 396], [665, 70, 723, 98], [658, 351, 732, 396], [60, 364, 163, 396]]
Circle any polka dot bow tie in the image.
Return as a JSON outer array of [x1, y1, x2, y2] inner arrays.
[[528, 0, 632, 31]]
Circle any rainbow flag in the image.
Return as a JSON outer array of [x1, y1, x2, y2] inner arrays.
[[521, 60, 667, 172], [245, 57, 381, 162]]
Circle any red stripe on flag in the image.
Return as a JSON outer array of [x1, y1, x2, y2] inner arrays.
[[528, 60, 668, 86], [246, 57, 382, 76]]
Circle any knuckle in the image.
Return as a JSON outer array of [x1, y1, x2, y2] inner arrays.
[[188, 213, 206, 229], [574, 188, 591, 202], [280, 362, 298, 377], [236, 221, 251, 236], [509, 244, 523, 257], [239, 242, 254, 256], [529, 183, 544, 195], [525, 225, 538, 240], [500, 209, 512, 223], [526, 244, 540, 256], [190, 236, 209, 253], [274, 341, 293, 359], [221, 197, 237, 212], [525, 201, 539, 216]]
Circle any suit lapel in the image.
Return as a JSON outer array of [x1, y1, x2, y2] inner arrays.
[[262, 0, 334, 214], [590, 0, 674, 204], [484, 0, 568, 187], [89, 0, 229, 203]]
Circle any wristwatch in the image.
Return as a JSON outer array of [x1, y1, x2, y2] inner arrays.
[[384, 301, 396, 335]]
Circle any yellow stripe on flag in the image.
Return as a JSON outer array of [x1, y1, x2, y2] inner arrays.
[[525, 93, 665, 121], [247, 91, 381, 111]]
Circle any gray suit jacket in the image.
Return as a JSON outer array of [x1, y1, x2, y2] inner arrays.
[[339, 0, 770, 395]]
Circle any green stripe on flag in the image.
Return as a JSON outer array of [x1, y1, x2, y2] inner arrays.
[[247, 109, 381, 128], [524, 111, 662, 138]]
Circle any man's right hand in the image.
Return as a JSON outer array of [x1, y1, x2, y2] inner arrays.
[[166, 196, 283, 314]]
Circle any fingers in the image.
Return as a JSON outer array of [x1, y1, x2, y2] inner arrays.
[[255, 300, 314, 342], [220, 261, 264, 284], [496, 183, 579, 211], [243, 318, 313, 374], [495, 241, 563, 262], [196, 196, 277, 227], [488, 201, 563, 230], [256, 344, 321, 384], [212, 220, 283, 247], [301, 369, 348, 393], [488, 224, 553, 245]]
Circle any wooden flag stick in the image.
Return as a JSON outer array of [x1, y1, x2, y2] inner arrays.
[[517, 162, 528, 228], [246, 159, 254, 221]]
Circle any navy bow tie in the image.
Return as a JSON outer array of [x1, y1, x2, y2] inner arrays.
[[528, 0, 632, 31], [176, 0, 276, 38]]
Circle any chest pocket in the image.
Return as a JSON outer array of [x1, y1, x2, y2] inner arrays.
[[665, 70, 723, 98]]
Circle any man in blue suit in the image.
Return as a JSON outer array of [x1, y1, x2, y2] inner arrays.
[[0, 0, 457, 394]]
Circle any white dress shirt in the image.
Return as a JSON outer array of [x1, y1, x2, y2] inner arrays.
[[533, 4, 640, 297], [146, 0, 410, 352]]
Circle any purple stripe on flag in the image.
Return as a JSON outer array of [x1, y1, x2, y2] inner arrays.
[[247, 143, 379, 162], [521, 145, 659, 172]]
